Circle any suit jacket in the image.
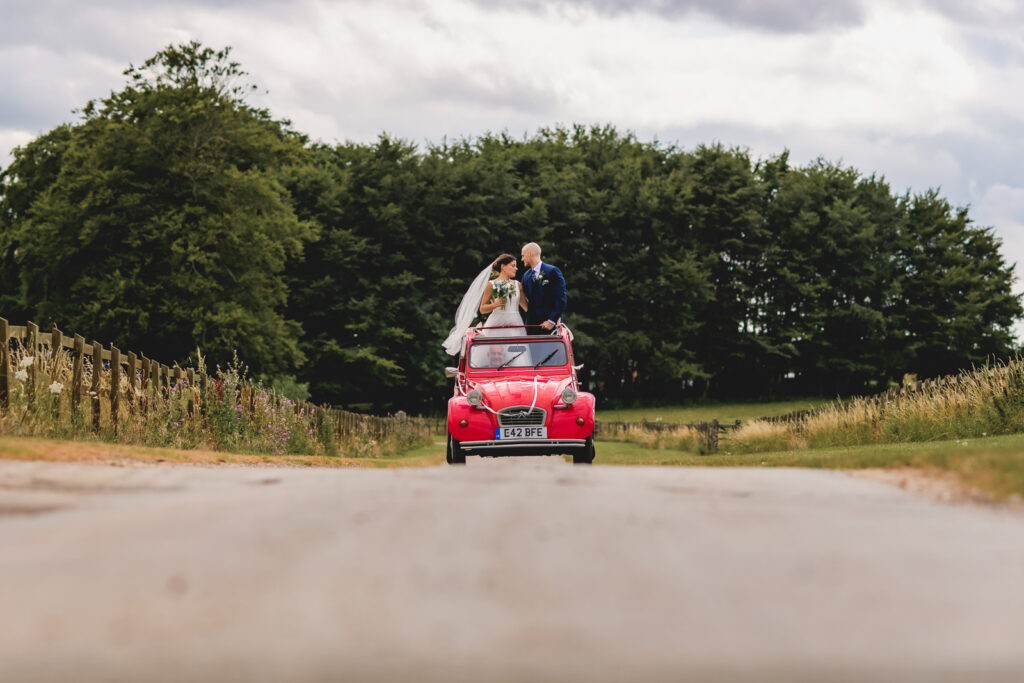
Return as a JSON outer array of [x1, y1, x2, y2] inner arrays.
[[522, 262, 567, 325]]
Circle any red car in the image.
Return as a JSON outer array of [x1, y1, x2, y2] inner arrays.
[[445, 324, 596, 465]]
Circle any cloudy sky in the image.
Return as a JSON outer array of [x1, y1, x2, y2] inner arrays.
[[4, 0, 1024, 287]]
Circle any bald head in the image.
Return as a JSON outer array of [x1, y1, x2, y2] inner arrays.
[[521, 242, 541, 269]]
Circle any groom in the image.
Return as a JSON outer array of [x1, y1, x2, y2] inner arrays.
[[520, 242, 567, 335]]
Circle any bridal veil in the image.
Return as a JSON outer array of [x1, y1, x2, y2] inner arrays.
[[442, 265, 492, 355]]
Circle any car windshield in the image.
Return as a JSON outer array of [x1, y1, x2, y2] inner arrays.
[[468, 340, 568, 370]]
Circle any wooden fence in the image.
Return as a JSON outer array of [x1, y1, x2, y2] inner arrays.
[[594, 419, 741, 453], [0, 318, 431, 446]]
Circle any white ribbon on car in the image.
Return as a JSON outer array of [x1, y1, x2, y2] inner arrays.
[[470, 375, 542, 416]]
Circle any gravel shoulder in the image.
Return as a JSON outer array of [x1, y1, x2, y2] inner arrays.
[[850, 466, 1024, 512]]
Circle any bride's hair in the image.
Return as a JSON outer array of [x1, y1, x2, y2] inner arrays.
[[491, 254, 515, 275]]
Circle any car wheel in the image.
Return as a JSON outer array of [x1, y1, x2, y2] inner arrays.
[[573, 437, 595, 465], [447, 434, 466, 465]]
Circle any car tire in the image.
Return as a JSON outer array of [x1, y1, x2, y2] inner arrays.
[[573, 437, 595, 465], [447, 434, 466, 465]]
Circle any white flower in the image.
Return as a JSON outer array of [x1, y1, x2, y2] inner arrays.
[[48, 382, 64, 395], [14, 369, 28, 381], [19, 357, 34, 369]]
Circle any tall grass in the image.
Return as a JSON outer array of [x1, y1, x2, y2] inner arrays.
[[1, 341, 429, 458], [729, 358, 1024, 453]]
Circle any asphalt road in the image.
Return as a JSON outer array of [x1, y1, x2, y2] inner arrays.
[[2, 456, 1023, 682]]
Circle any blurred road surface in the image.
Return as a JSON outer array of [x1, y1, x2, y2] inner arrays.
[[1, 456, 1023, 682]]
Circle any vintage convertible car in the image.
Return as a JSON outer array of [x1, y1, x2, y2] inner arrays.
[[445, 323, 596, 465]]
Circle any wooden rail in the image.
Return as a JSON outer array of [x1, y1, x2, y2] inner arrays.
[[594, 419, 741, 453]]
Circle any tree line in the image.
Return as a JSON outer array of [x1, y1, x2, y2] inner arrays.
[[1, 43, 1020, 411]]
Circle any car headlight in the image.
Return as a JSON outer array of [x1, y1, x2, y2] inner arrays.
[[561, 387, 577, 405], [467, 389, 483, 406]]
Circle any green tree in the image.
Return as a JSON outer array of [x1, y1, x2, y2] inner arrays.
[[0, 42, 314, 374], [898, 190, 1021, 378], [285, 137, 445, 408]]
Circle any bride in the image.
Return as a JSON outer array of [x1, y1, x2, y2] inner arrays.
[[442, 254, 527, 355]]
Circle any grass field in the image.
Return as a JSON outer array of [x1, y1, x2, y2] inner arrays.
[[596, 398, 832, 424]]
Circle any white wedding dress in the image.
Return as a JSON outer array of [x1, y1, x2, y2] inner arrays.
[[479, 280, 526, 337], [442, 268, 526, 355]]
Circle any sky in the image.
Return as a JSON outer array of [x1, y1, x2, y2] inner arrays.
[[4, 0, 1024, 297]]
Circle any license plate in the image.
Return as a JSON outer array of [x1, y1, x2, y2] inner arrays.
[[496, 426, 547, 440]]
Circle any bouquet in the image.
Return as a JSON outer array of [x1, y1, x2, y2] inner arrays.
[[491, 279, 516, 308]]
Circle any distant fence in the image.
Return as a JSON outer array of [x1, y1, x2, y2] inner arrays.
[[0, 318, 431, 446], [595, 419, 741, 453]]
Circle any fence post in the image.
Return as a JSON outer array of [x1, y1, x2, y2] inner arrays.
[[127, 352, 137, 410], [709, 418, 719, 453], [50, 325, 62, 375], [48, 326, 62, 420], [72, 335, 84, 409], [26, 321, 38, 408], [0, 318, 8, 413], [141, 356, 152, 414], [150, 362, 160, 401], [91, 340, 102, 433], [110, 346, 121, 435], [162, 364, 170, 400]]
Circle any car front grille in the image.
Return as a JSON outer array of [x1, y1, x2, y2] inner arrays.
[[497, 406, 546, 427]]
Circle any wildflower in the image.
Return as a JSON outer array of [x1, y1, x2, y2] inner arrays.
[[236, 404, 243, 413], [14, 369, 28, 381], [48, 381, 64, 395], [19, 357, 34, 369]]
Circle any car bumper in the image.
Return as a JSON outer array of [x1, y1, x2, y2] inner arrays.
[[458, 438, 588, 455]]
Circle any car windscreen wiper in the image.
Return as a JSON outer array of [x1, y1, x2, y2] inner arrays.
[[534, 349, 559, 368], [498, 351, 526, 369]]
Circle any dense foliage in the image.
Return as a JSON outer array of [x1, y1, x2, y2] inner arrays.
[[0, 43, 313, 376], [2, 43, 1020, 410]]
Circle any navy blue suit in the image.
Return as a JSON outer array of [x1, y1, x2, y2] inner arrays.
[[522, 263, 567, 333]]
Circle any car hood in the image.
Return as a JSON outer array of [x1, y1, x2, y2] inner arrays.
[[470, 376, 571, 408]]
